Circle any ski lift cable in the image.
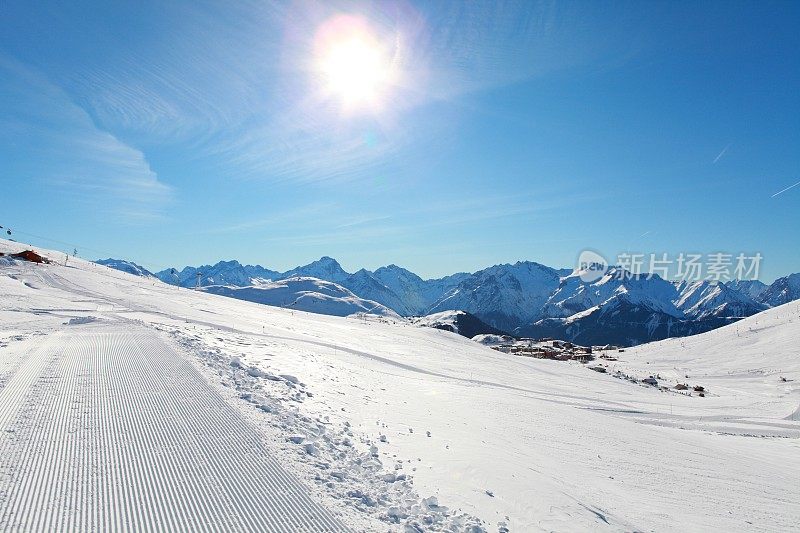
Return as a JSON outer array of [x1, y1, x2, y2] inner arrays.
[[0, 226, 178, 273]]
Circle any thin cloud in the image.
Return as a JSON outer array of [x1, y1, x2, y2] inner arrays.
[[203, 202, 338, 235], [771, 180, 800, 198], [713, 143, 731, 164], [335, 215, 393, 229], [34, 2, 652, 186], [0, 56, 172, 222]]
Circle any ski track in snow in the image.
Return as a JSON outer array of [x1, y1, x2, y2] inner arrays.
[[0, 324, 348, 532], [2, 240, 800, 532]]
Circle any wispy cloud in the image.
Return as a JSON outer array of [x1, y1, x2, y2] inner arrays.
[[0, 56, 172, 222], [713, 143, 731, 164], [771, 179, 800, 198], [335, 214, 392, 229], [248, 189, 604, 249], [33, 2, 649, 187], [202, 202, 338, 235]]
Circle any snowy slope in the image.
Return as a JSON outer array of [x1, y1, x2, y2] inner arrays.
[[428, 261, 564, 331], [152, 257, 798, 345], [370, 265, 469, 315], [200, 277, 400, 318], [542, 268, 682, 319], [95, 258, 155, 278], [523, 269, 771, 345], [3, 237, 798, 532], [727, 278, 769, 300], [608, 300, 800, 422], [674, 279, 767, 319], [410, 310, 509, 339], [339, 269, 412, 316], [157, 260, 280, 288], [758, 273, 800, 306], [0, 325, 347, 532], [281, 256, 351, 284]]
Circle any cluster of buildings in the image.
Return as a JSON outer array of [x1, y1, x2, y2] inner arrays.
[[478, 335, 709, 396], [488, 337, 605, 362]]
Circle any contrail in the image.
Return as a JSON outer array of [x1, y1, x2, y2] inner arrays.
[[713, 143, 731, 164], [771, 180, 800, 198]]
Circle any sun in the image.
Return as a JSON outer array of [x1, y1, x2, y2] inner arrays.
[[322, 37, 387, 104], [313, 15, 397, 110]]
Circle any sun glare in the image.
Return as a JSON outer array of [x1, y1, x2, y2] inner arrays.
[[314, 15, 396, 111]]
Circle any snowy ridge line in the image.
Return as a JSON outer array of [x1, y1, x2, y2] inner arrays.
[[0, 325, 349, 532]]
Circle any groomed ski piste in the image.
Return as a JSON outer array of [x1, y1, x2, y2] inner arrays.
[[1, 238, 799, 532]]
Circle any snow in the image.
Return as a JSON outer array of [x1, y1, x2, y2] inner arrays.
[[471, 334, 515, 346], [428, 261, 563, 331], [281, 256, 351, 284], [544, 268, 683, 319], [95, 258, 155, 278], [156, 260, 280, 288], [409, 310, 466, 332], [200, 276, 401, 319], [1, 238, 799, 532], [759, 273, 800, 306], [727, 279, 769, 300], [145, 257, 797, 348], [674, 279, 766, 319], [371, 265, 469, 316]]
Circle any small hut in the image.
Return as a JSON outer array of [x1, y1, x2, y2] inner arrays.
[[11, 250, 50, 264]]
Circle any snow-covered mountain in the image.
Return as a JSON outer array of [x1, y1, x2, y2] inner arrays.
[[139, 255, 800, 346], [520, 269, 769, 346], [156, 260, 279, 288], [200, 277, 400, 319], [338, 268, 413, 316], [726, 278, 769, 300], [675, 279, 767, 320], [155, 258, 471, 317], [541, 268, 682, 320], [370, 264, 469, 315], [95, 258, 155, 278], [5, 236, 798, 532], [758, 273, 800, 306], [410, 310, 509, 339], [281, 256, 350, 284], [428, 261, 567, 332]]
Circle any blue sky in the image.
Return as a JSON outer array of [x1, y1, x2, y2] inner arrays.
[[0, 1, 798, 281]]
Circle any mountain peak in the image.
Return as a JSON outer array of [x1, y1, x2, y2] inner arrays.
[[95, 258, 154, 278], [213, 259, 243, 269], [282, 256, 350, 283]]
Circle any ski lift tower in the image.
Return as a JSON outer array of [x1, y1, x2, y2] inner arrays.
[[195, 271, 202, 289]]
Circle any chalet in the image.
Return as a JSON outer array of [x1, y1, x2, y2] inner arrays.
[[10, 250, 50, 264]]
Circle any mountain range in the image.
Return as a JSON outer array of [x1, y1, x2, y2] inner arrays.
[[94, 256, 800, 346], [200, 277, 400, 319]]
